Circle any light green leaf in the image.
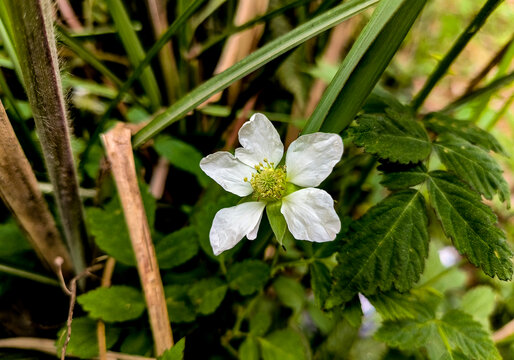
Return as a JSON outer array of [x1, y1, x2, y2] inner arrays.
[[164, 285, 196, 323], [249, 298, 273, 336], [159, 337, 186, 360], [331, 190, 428, 305], [240, 337, 260, 360], [258, 329, 307, 360], [154, 136, 210, 187], [188, 278, 228, 315], [368, 289, 440, 321], [56, 317, 121, 359], [77, 286, 145, 322], [376, 310, 500, 360], [460, 286, 495, 329], [427, 171, 513, 280], [273, 276, 305, 313], [227, 260, 270, 296], [379, 162, 428, 191], [266, 201, 292, 247], [434, 133, 509, 205], [156, 227, 199, 269], [310, 260, 331, 308], [417, 245, 466, 293], [349, 108, 431, 164]]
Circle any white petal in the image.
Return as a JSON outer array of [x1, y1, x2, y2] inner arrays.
[[281, 188, 340, 242], [235, 113, 284, 167], [200, 152, 254, 197], [286, 133, 343, 187], [210, 201, 266, 255]]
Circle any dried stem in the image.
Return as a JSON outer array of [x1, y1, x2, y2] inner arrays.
[[98, 257, 116, 360], [101, 124, 173, 355], [0, 100, 73, 278], [6, 0, 88, 276]]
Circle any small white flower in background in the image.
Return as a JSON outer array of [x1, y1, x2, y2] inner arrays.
[[199, 113, 343, 255]]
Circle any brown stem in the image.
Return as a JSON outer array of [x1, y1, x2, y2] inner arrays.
[[97, 257, 116, 360], [101, 124, 173, 355]]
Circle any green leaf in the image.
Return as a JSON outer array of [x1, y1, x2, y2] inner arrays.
[[240, 337, 260, 360], [417, 245, 466, 293], [119, 329, 152, 356], [273, 276, 305, 313], [350, 109, 431, 164], [310, 260, 331, 308], [56, 317, 121, 359], [77, 286, 145, 322], [460, 286, 495, 329], [305, 0, 427, 134], [434, 133, 509, 205], [154, 136, 210, 187], [376, 310, 501, 360], [424, 115, 505, 155], [0, 221, 31, 258], [188, 278, 228, 315], [427, 171, 513, 280], [266, 201, 292, 247], [379, 162, 428, 191], [164, 285, 196, 323], [249, 298, 274, 336], [258, 329, 307, 360], [156, 227, 199, 269], [159, 337, 186, 360], [133, 0, 379, 146], [227, 260, 270, 296], [368, 289, 440, 321], [331, 190, 428, 305]]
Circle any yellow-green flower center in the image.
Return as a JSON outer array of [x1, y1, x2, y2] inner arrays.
[[244, 159, 286, 201]]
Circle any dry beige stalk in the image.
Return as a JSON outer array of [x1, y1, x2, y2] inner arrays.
[[0, 100, 73, 277], [101, 124, 173, 355]]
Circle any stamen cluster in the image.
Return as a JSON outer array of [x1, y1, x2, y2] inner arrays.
[[244, 159, 286, 201]]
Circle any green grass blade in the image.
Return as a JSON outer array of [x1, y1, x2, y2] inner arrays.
[[0, 5, 24, 87], [133, 0, 379, 147], [411, 0, 502, 111], [105, 0, 162, 109]]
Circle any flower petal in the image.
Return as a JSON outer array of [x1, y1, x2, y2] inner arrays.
[[200, 152, 254, 197], [210, 201, 266, 255], [235, 113, 284, 167], [281, 188, 340, 242], [286, 133, 343, 187]]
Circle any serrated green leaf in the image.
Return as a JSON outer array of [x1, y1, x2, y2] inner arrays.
[[159, 337, 185, 360], [331, 190, 428, 305], [56, 317, 121, 359], [427, 171, 513, 280], [240, 337, 260, 360], [368, 289, 440, 321], [425, 115, 505, 155], [310, 261, 331, 308], [434, 133, 509, 205], [376, 309, 500, 360], [154, 136, 210, 187], [350, 109, 431, 164], [77, 286, 145, 322], [378, 162, 428, 190], [188, 278, 227, 315], [164, 285, 196, 323], [258, 329, 307, 360], [460, 286, 495, 329], [227, 260, 270, 296], [156, 227, 199, 269], [266, 201, 293, 247], [273, 276, 305, 313]]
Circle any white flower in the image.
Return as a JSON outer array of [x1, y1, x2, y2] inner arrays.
[[200, 113, 343, 255]]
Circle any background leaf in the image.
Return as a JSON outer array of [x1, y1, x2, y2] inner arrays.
[[227, 259, 270, 296], [156, 226, 199, 269], [188, 278, 228, 315], [258, 329, 307, 360]]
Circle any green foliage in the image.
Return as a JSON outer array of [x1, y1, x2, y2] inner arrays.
[[188, 278, 228, 315], [159, 338, 186, 360], [376, 310, 501, 360], [460, 286, 495, 329], [258, 329, 307, 360], [379, 162, 428, 190], [368, 289, 439, 321], [350, 109, 431, 164], [227, 259, 270, 296], [164, 285, 196, 323], [433, 133, 509, 204], [56, 317, 121, 358], [155, 226, 199, 269], [266, 201, 293, 247], [331, 190, 428, 304], [0, 222, 31, 258], [240, 337, 260, 360], [427, 171, 513, 280], [273, 276, 305, 313], [77, 286, 146, 322], [310, 260, 331, 308]]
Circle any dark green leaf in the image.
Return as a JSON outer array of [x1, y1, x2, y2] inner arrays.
[[427, 171, 512, 280], [368, 289, 440, 321], [240, 337, 260, 360], [249, 298, 274, 336], [154, 136, 210, 187], [156, 227, 199, 269], [77, 286, 145, 322], [434, 133, 509, 205], [258, 329, 307, 360], [56, 317, 121, 359], [310, 261, 331, 308], [227, 260, 270, 296], [379, 162, 428, 190], [164, 285, 196, 323], [350, 109, 431, 164], [273, 276, 305, 313], [425, 115, 505, 155], [0, 221, 31, 258], [331, 190, 428, 305], [119, 329, 152, 356], [159, 337, 186, 360], [188, 278, 227, 315]]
